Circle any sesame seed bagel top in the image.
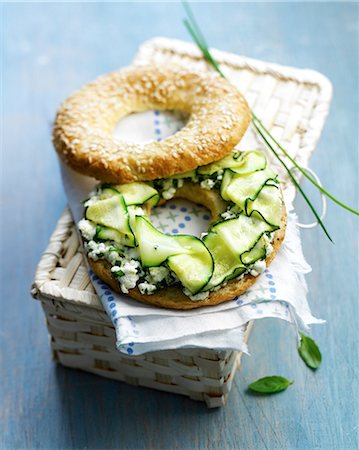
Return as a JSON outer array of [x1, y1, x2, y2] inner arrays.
[[53, 64, 251, 183]]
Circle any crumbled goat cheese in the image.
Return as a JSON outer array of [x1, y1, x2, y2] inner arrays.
[[216, 169, 224, 181], [162, 187, 176, 200], [250, 260, 266, 277], [220, 205, 242, 221], [211, 281, 228, 292], [116, 260, 141, 293], [183, 288, 210, 301], [159, 179, 178, 199], [162, 180, 173, 189], [86, 239, 123, 264], [148, 266, 170, 284], [78, 219, 96, 240], [200, 179, 215, 190], [107, 250, 120, 265], [138, 281, 157, 295], [127, 247, 140, 260], [221, 210, 237, 220], [263, 233, 274, 256], [86, 240, 108, 261]]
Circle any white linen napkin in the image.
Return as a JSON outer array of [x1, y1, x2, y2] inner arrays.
[[60, 109, 323, 355]]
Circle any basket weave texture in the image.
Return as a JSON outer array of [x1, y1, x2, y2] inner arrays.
[[32, 38, 332, 408]]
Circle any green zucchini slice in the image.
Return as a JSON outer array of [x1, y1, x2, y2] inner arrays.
[[136, 216, 186, 267], [214, 215, 276, 258], [202, 231, 246, 290], [220, 169, 234, 201], [168, 236, 214, 294], [127, 205, 148, 245], [113, 182, 160, 207], [198, 150, 266, 176], [246, 184, 282, 227], [222, 166, 278, 209], [100, 187, 121, 199], [241, 235, 267, 265], [96, 226, 134, 246], [86, 194, 135, 246], [135, 216, 213, 294], [170, 169, 197, 180]]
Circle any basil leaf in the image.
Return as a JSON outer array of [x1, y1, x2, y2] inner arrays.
[[298, 333, 322, 369], [248, 376, 294, 394]]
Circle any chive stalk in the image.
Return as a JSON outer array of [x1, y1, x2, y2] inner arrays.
[[182, 1, 358, 241]]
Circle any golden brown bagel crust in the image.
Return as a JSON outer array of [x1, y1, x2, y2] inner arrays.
[[53, 65, 251, 184], [87, 186, 287, 310]]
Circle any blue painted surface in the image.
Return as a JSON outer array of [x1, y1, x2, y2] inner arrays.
[[1, 3, 358, 449]]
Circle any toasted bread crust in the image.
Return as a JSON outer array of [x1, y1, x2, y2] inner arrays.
[[53, 65, 251, 184]]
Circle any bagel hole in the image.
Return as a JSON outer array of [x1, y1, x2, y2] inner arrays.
[[151, 198, 212, 238], [113, 110, 188, 144]]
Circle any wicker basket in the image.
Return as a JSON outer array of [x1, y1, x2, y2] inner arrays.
[[31, 38, 332, 408]]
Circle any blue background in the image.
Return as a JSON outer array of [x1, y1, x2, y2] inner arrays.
[[1, 2, 358, 449]]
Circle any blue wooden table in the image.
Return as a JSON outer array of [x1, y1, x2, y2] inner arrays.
[[2, 3, 358, 449]]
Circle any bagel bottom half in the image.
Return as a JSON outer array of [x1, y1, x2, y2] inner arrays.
[[88, 183, 287, 310]]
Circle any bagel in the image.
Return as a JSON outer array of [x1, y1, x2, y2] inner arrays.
[[53, 65, 251, 184], [78, 150, 287, 310]]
